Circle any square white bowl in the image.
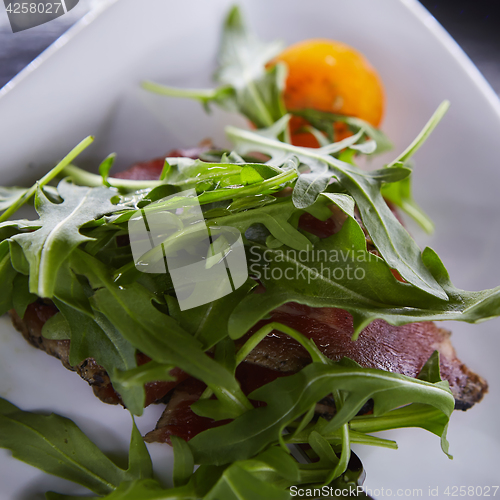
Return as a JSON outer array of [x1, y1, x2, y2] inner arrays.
[[1, 0, 500, 497]]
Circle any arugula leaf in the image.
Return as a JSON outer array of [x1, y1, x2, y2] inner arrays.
[[48, 460, 291, 500], [325, 390, 351, 482], [54, 300, 144, 416], [46, 493, 88, 500], [11, 273, 37, 317], [286, 418, 397, 450], [250, 446, 300, 483], [44, 446, 372, 499], [41, 312, 72, 340], [0, 398, 152, 496], [321, 192, 356, 217], [100, 159, 298, 229], [321, 161, 444, 296], [63, 164, 166, 191], [126, 416, 154, 481], [225, 120, 448, 299], [234, 321, 329, 368], [304, 124, 332, 148], [192, 321, 328, 420], [174, 449, 299, 500], [52, 259, 94, 316], [160, 158, 244, 187], [154, 163, 297, 210], [0, 240, 17, 315], [349, 397, 452, 459], [292, 159, 333, 209], [291, 109, 393, 154], [159, 157, 282, 189], [376, 101, 450, 234], [5, 180, 119, 298], [99, 153, 117, 188], [8, 239, 31, 274], [63, 154, 297, 228], [171, 436, 195, 487], [111, 361, 175, 390], [417, 350, 442, 383], [305, 427, 351, 483], [204, 463, 290, 500], [172, 278, 257, 350], [142, 81, 235, 112], [188, 361, 454, 465], [211, 197, 311, 251], [308, 430, 339, 467], [351, 403, 449, 439], [214, 5, 287, 128], [46, 479, 192, 500], [68, 249, 253, 417], [0, 186, 28, 212]]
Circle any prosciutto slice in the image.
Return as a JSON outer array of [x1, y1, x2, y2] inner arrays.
[[145, 305, 487, 444], [242, 304, 487, 410]]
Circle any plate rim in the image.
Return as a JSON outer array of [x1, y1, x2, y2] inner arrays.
[[1, 0, 500, 121], [0, 0, 118, 99]]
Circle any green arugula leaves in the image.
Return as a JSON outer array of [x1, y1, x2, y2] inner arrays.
[[291, 108, 393, 155], [0, 398, 152, 496], [0, 240, 17, 315], [188, 360, 454, 466], [0, 385, 449, 499], [214, 5, 287, 128], [225, 118, 448, 299], [3, 180, 119, 298]]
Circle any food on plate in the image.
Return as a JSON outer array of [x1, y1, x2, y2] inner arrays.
[[0, 6, 498, 499]]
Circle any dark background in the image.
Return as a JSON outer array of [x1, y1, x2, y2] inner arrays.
[[419, 0, 500, 94], [1, 1, 499, 94]]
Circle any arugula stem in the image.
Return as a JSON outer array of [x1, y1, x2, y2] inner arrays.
[[387, 100, 450, 167], [246, 80, 275, 127], [324, 391, 350, 483], [226, 123, 449, 301], [235, 321, 328, 365], [200, 321, 327, 401], [63, 162, 297, 203], [0, 136, 94, 223], [115, 361, 176, 387], [349, 404, 446, 434], [145, 168, 298, 212], [63, 164, 165, 190], [285, 428, 397, 450], [142, 81, 227, 102]]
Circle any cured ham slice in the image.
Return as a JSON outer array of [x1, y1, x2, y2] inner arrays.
[[243, 304, 487, 410]]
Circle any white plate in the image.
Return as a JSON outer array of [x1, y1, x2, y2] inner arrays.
[[1, 0, 500, 497]]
